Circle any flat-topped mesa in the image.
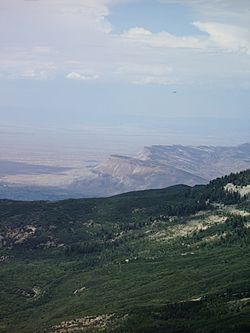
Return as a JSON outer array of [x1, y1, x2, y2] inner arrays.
[[135, 143, 250, 180], [1, 143, 250, 200], [93, 154, 157, 178]]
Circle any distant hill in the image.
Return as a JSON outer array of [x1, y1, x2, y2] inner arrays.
[[0, 169, 250, 332], [1, 143, 250, 200], [68, 143, 250, 197]]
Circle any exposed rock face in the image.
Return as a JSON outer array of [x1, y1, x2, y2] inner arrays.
[[136, 144, 250, 180], [1, 143, 250, 199], [69, 143, 250, 197]]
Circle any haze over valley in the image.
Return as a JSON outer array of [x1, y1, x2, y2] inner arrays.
[[1, 143, 250, 200]]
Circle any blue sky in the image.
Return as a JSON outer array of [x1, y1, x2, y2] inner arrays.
[[109, 1, 201, 35], [0, 0, 250, 158]]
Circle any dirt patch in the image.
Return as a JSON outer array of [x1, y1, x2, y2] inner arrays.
[[4, 225, 36, 245], [73, 287, 86, 296], [149, 214, 227, 242], [225, 183, 250, 197], [51, 314, 116, 333], [224, 206, 250, 217]]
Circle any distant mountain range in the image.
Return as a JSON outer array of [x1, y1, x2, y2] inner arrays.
[[68, 143, 250, 197], [1, 143, 250, 200]]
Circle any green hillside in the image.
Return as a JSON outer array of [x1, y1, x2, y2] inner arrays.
[[0, 170, 250, 333]]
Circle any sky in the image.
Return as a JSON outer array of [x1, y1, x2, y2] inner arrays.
[[0, 0, 250, 161]]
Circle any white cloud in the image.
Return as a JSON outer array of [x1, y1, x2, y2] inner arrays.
[[0, 0, 250, 86], [1, 0, 112, 33], [121, 27, 207, 49], [66, 72, 99, 81], [116, 63, 174, 85], [0, 47, 57, 80], [193, 21, 250, 54], [32, 46, 51, 55]]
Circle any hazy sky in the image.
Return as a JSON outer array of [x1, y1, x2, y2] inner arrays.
[[1, 0, 250, 159]]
